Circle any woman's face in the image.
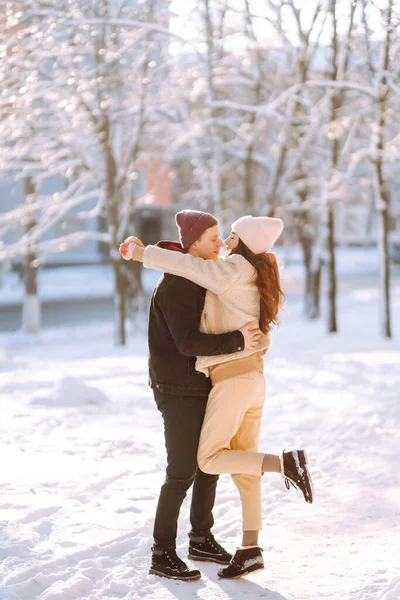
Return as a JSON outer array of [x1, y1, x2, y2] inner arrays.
[[224, 230, 239, 251]]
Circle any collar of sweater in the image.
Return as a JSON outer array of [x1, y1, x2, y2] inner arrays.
[[156, 240, 187, 254]]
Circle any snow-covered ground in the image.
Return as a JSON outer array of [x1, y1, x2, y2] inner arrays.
[[1, 254, 400, 600]]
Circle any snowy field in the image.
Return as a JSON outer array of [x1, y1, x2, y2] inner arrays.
[[1, 255, 400, 600]]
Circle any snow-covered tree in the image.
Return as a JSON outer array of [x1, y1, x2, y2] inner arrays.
[[359, 0, 397, 337], [0, 0, 172, 343], [1, 0, 398, 340]]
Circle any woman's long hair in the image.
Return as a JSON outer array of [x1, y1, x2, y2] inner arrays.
[[228, 239, 285, 334]]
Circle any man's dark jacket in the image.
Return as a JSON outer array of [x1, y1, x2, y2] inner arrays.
[[148, 244, 244, 397]]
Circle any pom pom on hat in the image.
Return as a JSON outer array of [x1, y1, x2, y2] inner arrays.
[[231, 215, 284, 254]]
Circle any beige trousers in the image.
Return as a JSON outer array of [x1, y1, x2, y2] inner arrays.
[[197, 370, 266, 531]]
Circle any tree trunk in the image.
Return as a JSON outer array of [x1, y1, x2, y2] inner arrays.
[[326, 0, 340, 334], [22, 176, 40, 334], [105, 142, 126, 345], [203, 0, 223, 216], [112, 258, 126, 346], [309, 260, 322, 320], [244, 152, 254, 212], [375, 0, 392, 338], [121, 258, 143, 315], [299, 231, 313, 316], [327, 206, 337, 331], [327, 94, 339, 333], [376, 197, 391, 337], [375, 114, 391, 337], [326, 0, 356, 333]]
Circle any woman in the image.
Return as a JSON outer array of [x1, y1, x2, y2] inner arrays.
[[119, 215, 313, 579]]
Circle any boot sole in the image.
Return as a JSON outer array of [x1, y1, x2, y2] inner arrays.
[[188, 553, 231, 565], [298, 449, 314, 504], [148, 568, 201, 581], [218, 563, 264, 579]]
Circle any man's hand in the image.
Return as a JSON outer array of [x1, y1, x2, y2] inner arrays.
[[239, 320, 262, 350]]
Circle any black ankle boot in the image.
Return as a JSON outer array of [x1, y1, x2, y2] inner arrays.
[[188, 531, 232, 564], [218, 546, 264, 579], [282, 449, 314, 503], [149, 546, 201, 581]]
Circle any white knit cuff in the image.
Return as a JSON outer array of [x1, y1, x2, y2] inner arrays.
[[279, 453, 285, 478], [122, 243, 136, 261]]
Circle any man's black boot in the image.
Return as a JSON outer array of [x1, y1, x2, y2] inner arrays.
[[149, 546, 201, 580], [188, 531, 232, 565], [218, 546, 264, 579]]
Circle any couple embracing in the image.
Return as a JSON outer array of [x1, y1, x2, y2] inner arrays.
[[119, 210, 313, 581]]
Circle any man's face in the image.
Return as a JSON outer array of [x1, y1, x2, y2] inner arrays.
[[190, 224, 224, 260]]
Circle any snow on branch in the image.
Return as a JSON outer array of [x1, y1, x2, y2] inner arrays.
[[28, 13, 187, 43], [210, 79, 378, 121]]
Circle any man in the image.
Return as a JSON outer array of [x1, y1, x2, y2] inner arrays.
[[120, 210, 261, 581]]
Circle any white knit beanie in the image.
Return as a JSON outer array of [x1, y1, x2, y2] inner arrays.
[[231, 215, 284, 254]]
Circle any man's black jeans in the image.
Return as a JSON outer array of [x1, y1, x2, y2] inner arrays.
[[153, 391, 218, 548]]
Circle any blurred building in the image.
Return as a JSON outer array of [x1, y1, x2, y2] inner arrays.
[[0, 157, 175, 271]]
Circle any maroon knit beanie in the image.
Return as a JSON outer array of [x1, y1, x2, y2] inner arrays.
[[175, 210, 218, 250]]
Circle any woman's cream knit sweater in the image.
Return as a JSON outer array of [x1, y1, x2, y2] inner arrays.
[[143, 246, 272, 376]]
